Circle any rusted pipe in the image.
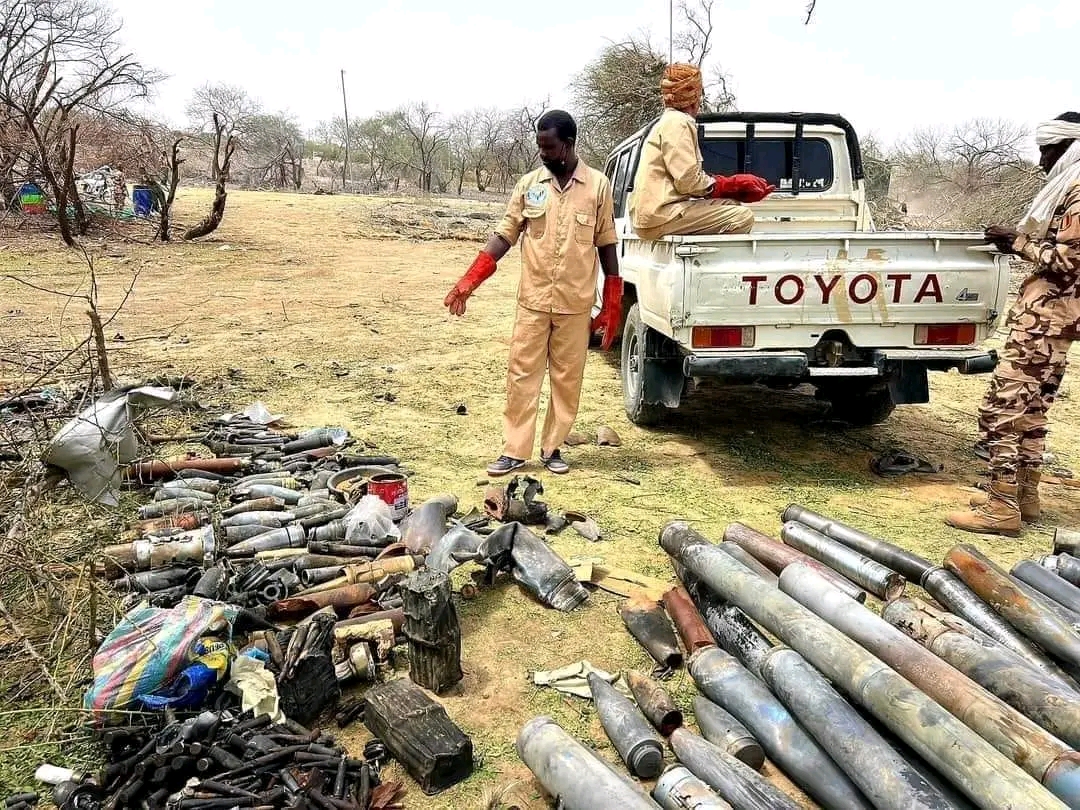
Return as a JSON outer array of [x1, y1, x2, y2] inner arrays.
[[782, 504, 935, 583], [946, 544, 1080, 671], [723, 522, 868, 603], [780, 520, 905, 600], [920, 565, 1072, 681], [266, 583, 374, 620], [626, 670, 683, 737], [662, 586, 715, 655], [661, 521, 1067, 810], [884, 596, 1080, 748], [776, 560, 1077, 809], [126, 456, 247, 483]]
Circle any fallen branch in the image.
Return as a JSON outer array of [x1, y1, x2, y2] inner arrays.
[[0, 597, 66, 701]]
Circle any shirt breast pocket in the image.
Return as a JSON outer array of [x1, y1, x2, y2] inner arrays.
[[523, 206, 546, 239], [573, 210, 594, 245]]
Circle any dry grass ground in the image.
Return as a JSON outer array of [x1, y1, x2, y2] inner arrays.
[[3, 187, 1080, 806]]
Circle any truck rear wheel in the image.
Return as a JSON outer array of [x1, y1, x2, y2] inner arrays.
[[622, 304, 665, 427], [817, 382, 896, 426]]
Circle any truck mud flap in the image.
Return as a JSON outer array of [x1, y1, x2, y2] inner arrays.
[[886, 361, 929, 405], [644, 328, 685, 408]]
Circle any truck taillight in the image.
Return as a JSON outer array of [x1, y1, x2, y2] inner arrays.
[[692, 326, 755, 349], [914, 324, 977, 346]]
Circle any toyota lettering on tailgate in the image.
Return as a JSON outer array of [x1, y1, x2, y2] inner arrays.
[[741, 273, 944, 305]]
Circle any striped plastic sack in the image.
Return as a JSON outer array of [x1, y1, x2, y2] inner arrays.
[[83, 595, 238, 720]]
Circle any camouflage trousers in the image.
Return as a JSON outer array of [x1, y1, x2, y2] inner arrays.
[[977, 327, 1071, 481]]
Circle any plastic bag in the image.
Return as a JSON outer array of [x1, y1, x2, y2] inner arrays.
[[344, 495, 401, 544], [83, 596, 237, 720], [135, 638, 233, 710]]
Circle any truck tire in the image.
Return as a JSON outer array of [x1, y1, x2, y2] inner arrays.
[[621, 303, 665, 426], [818, 383, 896, 426]]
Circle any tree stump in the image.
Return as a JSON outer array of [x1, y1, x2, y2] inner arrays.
[[402, 569, 463, 694]]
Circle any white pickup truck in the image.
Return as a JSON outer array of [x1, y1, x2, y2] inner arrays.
[[595, 112, 1009, 426]]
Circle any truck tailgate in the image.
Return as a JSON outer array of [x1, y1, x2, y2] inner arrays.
[[675, 232, 1006, 333]]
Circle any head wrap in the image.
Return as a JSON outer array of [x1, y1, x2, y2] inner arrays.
[[1017, 120, 1080, 239], [661, 64, 703, 113], [1036, 120, 1080, 147]]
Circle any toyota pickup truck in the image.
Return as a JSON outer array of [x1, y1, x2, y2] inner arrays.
[[595, 112, 1009, 426]]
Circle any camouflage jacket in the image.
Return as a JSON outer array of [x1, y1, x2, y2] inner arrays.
[[1008, 180, 1080, 337]]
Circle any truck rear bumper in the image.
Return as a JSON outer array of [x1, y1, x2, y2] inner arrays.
[[683, 349, 998, 379]]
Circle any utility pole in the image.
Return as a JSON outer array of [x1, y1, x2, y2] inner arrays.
[[340, 69, 350, 189], [669, 0, 673, 64]]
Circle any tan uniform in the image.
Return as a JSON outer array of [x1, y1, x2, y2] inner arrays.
[[495, 162, 617, 459], [978, 180, 1080, 479], [628, 109, 754, 240]]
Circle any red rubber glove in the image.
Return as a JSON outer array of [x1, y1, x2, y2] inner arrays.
[[444, 251, 496, 316], [591, 275, 623, 351], [710, 174, 775, 202]]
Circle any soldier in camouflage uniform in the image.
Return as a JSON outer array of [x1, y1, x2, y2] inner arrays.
[[947, 112, 1080, 536]]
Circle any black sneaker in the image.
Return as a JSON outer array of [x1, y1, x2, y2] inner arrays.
[[487, 455, 526, 476], [540, 450, 570, 475]]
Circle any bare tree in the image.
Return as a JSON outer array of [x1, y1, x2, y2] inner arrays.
[[186, 83, 259, 180], [183, 112, 236, 240], [243, 112, 304, 190], [570, 1, 735, 165], [0, 0, 160, 244], [892, 118, 1041, 229], [398, 102, 448, 193]]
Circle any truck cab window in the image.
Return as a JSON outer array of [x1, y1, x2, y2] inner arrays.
[[611, 148, 634, 215], [700, 137, 835, 192]]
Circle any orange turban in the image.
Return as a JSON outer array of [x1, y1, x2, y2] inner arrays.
[[661, 64, 703, 112]]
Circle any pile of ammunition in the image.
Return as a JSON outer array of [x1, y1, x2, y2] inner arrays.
[[519, 504, 1080, 810]]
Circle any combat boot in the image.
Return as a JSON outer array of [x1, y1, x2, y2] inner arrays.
[[947, 480, 1021, 536], [969, 468, 1041, 522]]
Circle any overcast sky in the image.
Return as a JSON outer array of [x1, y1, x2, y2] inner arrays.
[[114, 0, 1076, 149]]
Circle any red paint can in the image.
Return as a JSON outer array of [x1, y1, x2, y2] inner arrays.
[[367, 472, 409, 521]]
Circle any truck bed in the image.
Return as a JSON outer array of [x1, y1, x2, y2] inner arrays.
[[621, 230, 1008, 352]]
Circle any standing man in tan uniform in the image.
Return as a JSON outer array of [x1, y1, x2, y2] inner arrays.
[[629, 63, 774, 240], [946, 112, 1080, 536], [444, 110, 621, 476]]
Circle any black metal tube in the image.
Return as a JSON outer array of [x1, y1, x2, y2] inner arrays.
[[781, 504, 934, 583], [1015, 561, 1080, 618]]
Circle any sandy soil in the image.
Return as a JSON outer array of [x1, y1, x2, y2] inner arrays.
[[3, 187, 1080, 807]]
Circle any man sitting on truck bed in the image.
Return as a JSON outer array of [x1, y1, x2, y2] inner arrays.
[[627, 63, 774, 240]]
